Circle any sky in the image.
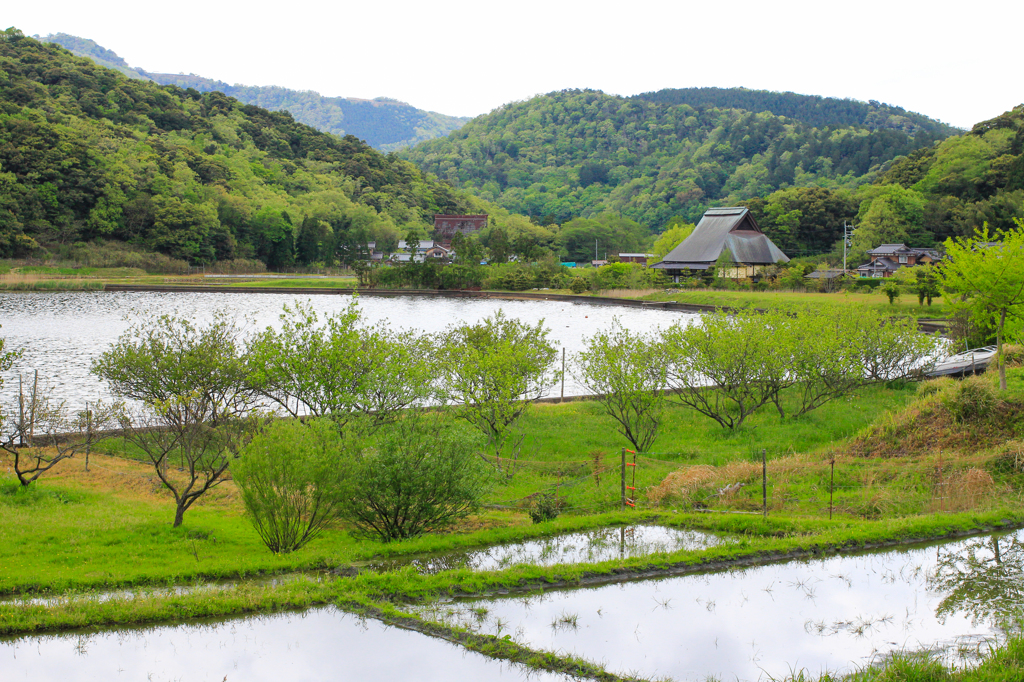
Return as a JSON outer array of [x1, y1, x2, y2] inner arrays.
[[6, 0, 1022, 129]]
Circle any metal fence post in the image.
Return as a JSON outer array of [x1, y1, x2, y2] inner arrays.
[[762, 448, 767, 518], [621, 447, 626, 511]]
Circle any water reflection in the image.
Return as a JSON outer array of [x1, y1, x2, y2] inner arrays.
[[370, 525, 729, 574], [0, 607, 576, 681], [0, 291, 696, 410], [424, 529, 1024, 682], [929, 533, 1024, 627]]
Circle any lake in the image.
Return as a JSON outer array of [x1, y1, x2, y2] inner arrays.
[[0, 290, 697, 410]]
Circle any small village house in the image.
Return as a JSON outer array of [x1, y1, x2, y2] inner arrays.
[[649, 207, 789, 281], [855, 244, 942, 278], [433, 214, 488, 245]]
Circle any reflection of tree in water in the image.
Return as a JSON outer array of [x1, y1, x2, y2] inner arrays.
[[928, 534, 1024, 627]]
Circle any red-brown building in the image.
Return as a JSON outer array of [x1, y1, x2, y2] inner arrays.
[[433, 214, 488, 244], [618, 253, 655, 264]]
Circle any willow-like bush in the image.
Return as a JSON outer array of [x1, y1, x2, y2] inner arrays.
[[233, 418, 349, 553]]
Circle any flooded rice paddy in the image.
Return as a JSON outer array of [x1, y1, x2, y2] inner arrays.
[[3, 529, 1022, 681], [0, 607, 575, 681], [421, 529, 1024, 681], [370, 525, 731, 574], [0, 290, 696, 410]]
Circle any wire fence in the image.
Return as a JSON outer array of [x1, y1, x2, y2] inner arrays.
[[483, 444, 1024, 519]]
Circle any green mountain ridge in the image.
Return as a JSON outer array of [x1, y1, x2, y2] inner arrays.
[[0, 28, 478, 265], [633, 87, 959, 136], [402, 88, 959, 231], [37, 33, 469, 151]]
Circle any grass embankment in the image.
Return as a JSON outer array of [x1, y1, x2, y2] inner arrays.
[[0, 380, 919, 595], [2, 372, 1024, 679], [635, 288, 950, 318]]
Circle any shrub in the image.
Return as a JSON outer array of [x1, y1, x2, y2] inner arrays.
[[233, 418, 349, 553], [1004, 344, 1024, 368], [527, 492, 562, 523], [569, 276, 589, 294], [340, 415, 491, 542], [916, 377, 953, 398], [941, 376, 999, 424]]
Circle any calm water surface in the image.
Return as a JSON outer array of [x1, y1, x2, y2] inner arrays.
[[0, 607, 575, 681], [423, 529, 1024, 681], [0, 291, 696, 410], [371, 525, 731, 574]]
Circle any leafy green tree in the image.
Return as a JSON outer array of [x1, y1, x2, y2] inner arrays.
[[744, 187, 857, 256], [437, 311, 559, 470], [92, 314, 259, 526], [120, 397, 258, 527], [857, 314, 937, 383], [296, 216, 330, 265], [251, 208, 295, 270], [661, 309, 792, 429], [149, 196, 220, 264], [233, 418, 350, 553], [852, 184, 930, 257], [880, 278, 901, 304], [783, 306, 871, 417], [340, 414, 491, 541], [650, 222, 695, 261], [92, 313, 255, 424], [575, 321, 667, 452], [938, 221, 1024, 390], [247, 301, 433, 427]]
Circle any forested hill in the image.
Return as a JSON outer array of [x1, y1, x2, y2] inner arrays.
[[36, 33, 152, 81], [38, 33, 469, 151], [402, 89, 957, 230], [0, 28, 478, 265], [145, 73, 470, 152], [634, 88, 960, 137]]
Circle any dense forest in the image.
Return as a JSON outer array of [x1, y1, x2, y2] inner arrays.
[[634, 88, 959, 136], [742, 105, 1024, 260], [0, 28, 479, 265], [6, 27, 1021, 272], [401, 89, 957, 231], [39, 33, 469, 151]]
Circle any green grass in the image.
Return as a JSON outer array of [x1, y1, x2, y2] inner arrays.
[[223, 277, 357, 288], [638, 288, 951, 319], [2, 369, 1023, 682], [0, 279, 105, 291]]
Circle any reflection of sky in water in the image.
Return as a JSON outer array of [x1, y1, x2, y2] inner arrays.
[[0, 607, 574, 682], [0, 291, 697, 410], [373, 525, 730, 574], [428, 530, 1024, 682]]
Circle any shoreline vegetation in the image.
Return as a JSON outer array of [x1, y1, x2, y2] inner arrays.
[[4, 365, 1024, 680], [4, 293, 1020, 682], [0, 270, 951, 327]]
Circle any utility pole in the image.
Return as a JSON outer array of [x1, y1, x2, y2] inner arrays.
[[843, 221, 855, 272]]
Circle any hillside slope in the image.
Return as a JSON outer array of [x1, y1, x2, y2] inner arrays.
[[38, 33, 468, 151], [403, 89, 958, 230], [0, 28, 477, 266]]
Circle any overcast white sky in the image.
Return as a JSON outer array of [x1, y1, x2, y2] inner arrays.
[[7, 0, 1022, 129]]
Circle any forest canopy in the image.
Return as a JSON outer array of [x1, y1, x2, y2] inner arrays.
[[0, 28, 479, 264]]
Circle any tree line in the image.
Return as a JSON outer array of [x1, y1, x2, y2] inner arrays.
[[1, 301, 936, 551], [0, 28, 478, 266]]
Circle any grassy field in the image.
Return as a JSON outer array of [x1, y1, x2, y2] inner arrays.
[[636, 287, 951, 318], [2, 368, 1022, 680]]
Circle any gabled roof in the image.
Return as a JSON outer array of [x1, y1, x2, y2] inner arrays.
[[650, 207, 789, 270], [856, 257, 900, 272], [867, 243, 943, 260]]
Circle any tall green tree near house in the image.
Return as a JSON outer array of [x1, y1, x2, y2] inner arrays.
[[937, 220, 1024, 390]]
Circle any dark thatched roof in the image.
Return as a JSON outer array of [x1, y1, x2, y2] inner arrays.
[[650, 207, 789, 271]]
